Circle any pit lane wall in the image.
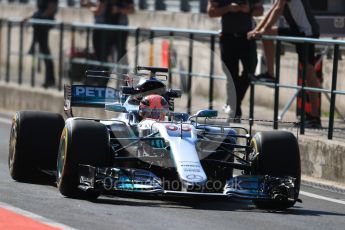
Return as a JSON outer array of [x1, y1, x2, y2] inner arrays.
[[1, 81, 345, 186]]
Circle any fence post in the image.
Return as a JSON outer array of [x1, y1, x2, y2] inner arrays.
[[58, 22, 64, 91], [18, 21, 24, 85], [180, 0, 191, 12], [134, 28, 140, 73], [86, 27, 90, 54], [273, 40, 281, 129], [300, 43, 308, 135], [139, 0, 148, 10], [30, 42, 37, 87], [208, 34, 215, 110], [149, 30, 155, 66], [6, 20, 12, 83], [249, 83, 255, 127], [68, 25, 75, 84], [0, 19, 3, 81], [328, 44, 339, 140], [155, 0, 166, 10], [187, 33, 194, 114], [168, 31, 174, 88]]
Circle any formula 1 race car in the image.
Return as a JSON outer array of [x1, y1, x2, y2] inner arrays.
[[8, 66, 301, 209]]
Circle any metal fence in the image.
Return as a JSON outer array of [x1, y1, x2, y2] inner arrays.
[[1, 0, 206, 12], [250, 35, 345, 140], [0, 17, 220, 115], [0, 18, 344, 139]]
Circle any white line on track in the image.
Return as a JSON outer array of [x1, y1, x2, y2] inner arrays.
[[0, 117, 12, 125], [300, 191, 345, 205], [0, 201, 77, 230]]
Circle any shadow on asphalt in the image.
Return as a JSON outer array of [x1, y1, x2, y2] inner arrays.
[[271, 206, 345, 217], [93, 196, 345, 216], [92, 196, 345, 216], [94, 195, 255, 212]]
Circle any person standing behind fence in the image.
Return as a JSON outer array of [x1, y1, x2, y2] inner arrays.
[[207, 0, 263, 123], [81, 0, 134, 84], [27, 0, 58, 88], [81, 0, 108, 64], [106, 0, 135, 66], [247, 0, 321, 128]]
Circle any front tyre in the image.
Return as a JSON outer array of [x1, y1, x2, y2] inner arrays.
[[8, 111, 64, 182], [251, 131, 301, 209], [57, 120, 110, 199]]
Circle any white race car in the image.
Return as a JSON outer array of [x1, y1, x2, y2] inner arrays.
[[8, 66, 301, 209]]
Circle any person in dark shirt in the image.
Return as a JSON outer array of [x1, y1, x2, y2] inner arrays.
[[81, 0, 108, 64], [28, 0, 58, 88], [81, 0, 134, 85], [81, 0, 134, 63], [248, 0, 321, 128], [106, 0, 134, 65], [208, 0, 263, 122]]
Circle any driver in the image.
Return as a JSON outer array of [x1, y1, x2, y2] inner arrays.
[[139, 94, 169, 121]]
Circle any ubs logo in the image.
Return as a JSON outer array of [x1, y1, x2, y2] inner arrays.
[[186, 174, 204, 181]]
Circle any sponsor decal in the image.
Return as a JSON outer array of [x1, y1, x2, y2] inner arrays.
[[166, 124, 178, 131], [181, 164, 201, 173], [186, 174, 204, 181], [181, 125, 191, 132], [74, 86, 117, 98], [71, 85, 119, 105], [165, 124, 192, 137]]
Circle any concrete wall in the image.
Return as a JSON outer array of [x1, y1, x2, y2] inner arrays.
[[299, 135, 345, 183]]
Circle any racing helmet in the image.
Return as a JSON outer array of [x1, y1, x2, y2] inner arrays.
[[139, 94, 169, 121]]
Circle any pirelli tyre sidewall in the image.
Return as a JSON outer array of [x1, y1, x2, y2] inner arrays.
[[251, 131, 301, 209], [8, 111, 64, 182], [57, 119, 110, 199]]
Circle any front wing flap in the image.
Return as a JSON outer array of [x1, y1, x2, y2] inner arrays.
[[78, 165, 164, 193], [224, 175, 297, 202]]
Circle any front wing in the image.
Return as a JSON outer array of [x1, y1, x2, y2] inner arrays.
[[78, 165, 298, 202]]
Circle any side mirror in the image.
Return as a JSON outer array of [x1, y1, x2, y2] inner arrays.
[[171, 112, 189, 121], [166, 89, 182, 98], [194, 109, 218, 118], [105, 103, 128, 113]]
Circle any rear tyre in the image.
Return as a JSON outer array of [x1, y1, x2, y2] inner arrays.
[[8, 111, 65, 182], [57, 120, 110, 199], [251, 131, 301, 209]]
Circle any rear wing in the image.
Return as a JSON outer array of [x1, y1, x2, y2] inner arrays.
[[64, 85, 120, 117]]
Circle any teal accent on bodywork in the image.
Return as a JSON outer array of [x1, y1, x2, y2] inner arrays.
[[225, 175, 267, 198], [105, 103, 128, 113], [194, 110, 218, 118], [103, 168, 163, 192]]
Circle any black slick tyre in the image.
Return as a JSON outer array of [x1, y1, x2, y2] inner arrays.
[[251, 131, 301, 209], [8, 111, 65, 182], [57, 120, 110, 200]]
